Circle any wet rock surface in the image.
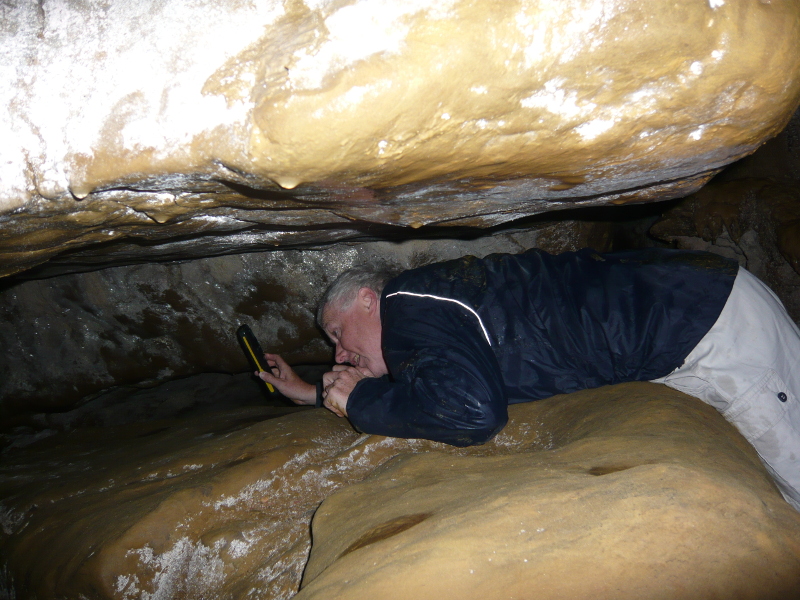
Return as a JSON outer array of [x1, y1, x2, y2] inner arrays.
[[1, 376, 347, 600], [298, 384, 800, 600], [2, 380, 799, 600], [0, 221, 617, 417], [2, 0, 799, 277], [3, 3, 800, 595]]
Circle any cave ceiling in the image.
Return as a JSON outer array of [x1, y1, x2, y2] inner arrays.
[[2, 0, 800, 279]]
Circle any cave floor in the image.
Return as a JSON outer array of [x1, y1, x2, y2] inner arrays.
[[2, 379, 800, 600]]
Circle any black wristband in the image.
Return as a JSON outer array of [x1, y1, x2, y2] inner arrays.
[[315, 381, 324, 408]]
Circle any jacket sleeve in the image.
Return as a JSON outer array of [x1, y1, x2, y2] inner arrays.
[[345, 294, 508, 447]]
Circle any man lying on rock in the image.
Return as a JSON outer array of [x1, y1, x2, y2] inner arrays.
[[257, 248, 800, 511]]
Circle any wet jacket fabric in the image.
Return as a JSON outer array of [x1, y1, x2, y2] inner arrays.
[[347, 248, 739, 446]]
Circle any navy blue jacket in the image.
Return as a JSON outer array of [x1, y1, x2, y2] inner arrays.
[[347, 248, 738, 446]]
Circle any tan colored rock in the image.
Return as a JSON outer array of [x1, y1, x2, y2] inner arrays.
[[5, 380, 797, 600], [0, 401, 366, 600], [2, 0, 799, 277], [299, 383, 800, 600]]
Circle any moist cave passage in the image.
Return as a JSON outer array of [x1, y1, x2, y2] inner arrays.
[[3, 138, 800, 598], [2, 2, 800, 597]]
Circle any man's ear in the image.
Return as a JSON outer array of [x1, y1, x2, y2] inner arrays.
[[358, 287, 379, 313]]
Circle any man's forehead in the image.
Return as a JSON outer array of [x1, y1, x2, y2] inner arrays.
[[322, 304, 346, 331]]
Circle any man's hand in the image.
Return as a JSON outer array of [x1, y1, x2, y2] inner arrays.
[[322, 364, 374, 417], [258, 353, 316, 405]]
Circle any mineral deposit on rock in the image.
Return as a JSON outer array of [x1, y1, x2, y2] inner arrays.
[[2, 381, 799, 600], [1, 0, 799, 276]]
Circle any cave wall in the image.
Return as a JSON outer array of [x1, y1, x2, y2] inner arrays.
[[0, 219, 619, 418], [5, 105, 800, 419]]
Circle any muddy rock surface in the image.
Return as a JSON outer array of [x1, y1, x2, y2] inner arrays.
[[2, 0, 799, 276], [2, 380, 799, 599]]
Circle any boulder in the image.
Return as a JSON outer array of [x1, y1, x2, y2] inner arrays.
[[299, 383, 800, 600], [2, 380, 799, 600], [2, 0, 799, 277]]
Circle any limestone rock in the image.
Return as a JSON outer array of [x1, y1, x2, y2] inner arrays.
[[2, 0, 800, 277], [298, 383, 800, 600], [0, 398, 363, 599], [2, 381, 799, 600], [0, 223, 614, 417]]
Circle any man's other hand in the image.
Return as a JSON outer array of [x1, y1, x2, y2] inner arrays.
[[322, 365, 373, 417]]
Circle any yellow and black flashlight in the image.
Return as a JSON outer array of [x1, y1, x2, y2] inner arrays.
[[236, 324, 276, 393]]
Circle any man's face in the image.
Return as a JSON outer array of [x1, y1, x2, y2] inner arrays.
[[323, 288, 388, 377]]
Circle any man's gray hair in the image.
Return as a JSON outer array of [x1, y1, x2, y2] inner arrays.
[[317, 261, 400, 328]]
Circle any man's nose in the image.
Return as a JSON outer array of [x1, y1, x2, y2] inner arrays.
[[335, 344, 349, 364]]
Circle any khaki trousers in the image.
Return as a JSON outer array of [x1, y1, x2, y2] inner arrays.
[[653, 267, 800, 511]]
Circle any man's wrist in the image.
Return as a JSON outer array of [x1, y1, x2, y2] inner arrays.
[[315, 381, 324, 408], [288, 381, 317, 404]]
